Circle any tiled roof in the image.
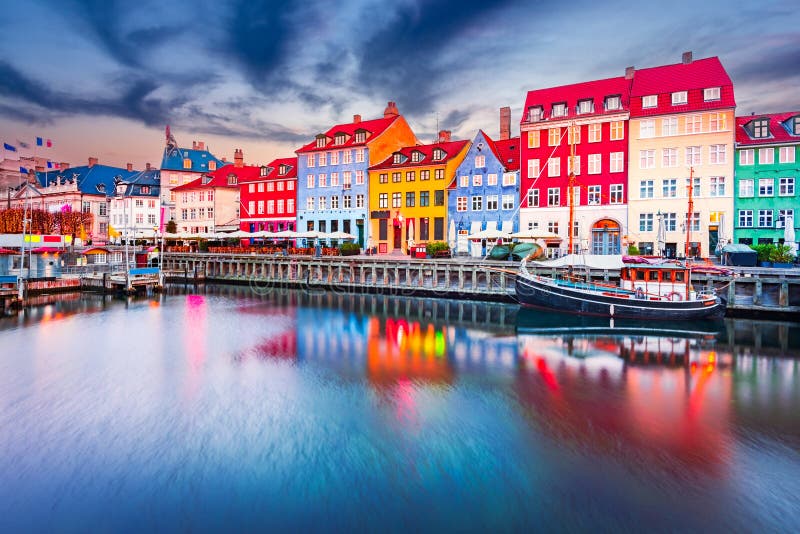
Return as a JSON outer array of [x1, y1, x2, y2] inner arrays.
[[736, 112, 800, 146], [296, 116, 399, 153], [36, 164, 154, 196], [160, 146, 225, 172], [491, 136, 520, 172], [521, 76, 631, 123], [368, 140, 469, 171], [238, 157, 298, 183], [171, 164, 249, 191], [630, 57, 732, 96], [122, 169, 161, 197]]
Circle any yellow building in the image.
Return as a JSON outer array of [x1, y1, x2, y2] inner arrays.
[[368, 133, 470, 254], [627, 55, 735, 258]]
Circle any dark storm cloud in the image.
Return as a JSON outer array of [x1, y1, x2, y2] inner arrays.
[[730, 38, 800, 84]]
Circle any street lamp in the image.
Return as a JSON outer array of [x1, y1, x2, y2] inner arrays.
[[113, 176, 132, 291]]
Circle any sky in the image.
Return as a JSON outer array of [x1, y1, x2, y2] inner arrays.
[[0, 0, 798, 170]]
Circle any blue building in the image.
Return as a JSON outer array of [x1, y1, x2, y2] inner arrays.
[[448, 131, 520, 255], [295, 102, 418, 248]]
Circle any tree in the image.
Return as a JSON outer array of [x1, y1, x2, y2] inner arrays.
[[166, 219, 177, 234]]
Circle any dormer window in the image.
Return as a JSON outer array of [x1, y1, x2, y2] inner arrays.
[[279, 164, 290, 175], [227, 173, 237, 185], [642, 95, 657, 108], [752, 118, 770, 138], [354, 130, 367, 143], [671, 91, 688, 105], [202, 174, 212, 185], [605, 95, 621, 111], [393, 153, 406, 164], [433, 148, 445, 161], [315, 135, 327, 148], [793, 116, 800, 136], [704, 87, 720, 101], [183, 158, 192, 169], [96, 183, 106, 193], [141, 186, 150, 194], [411, 151, 424, 163], [334, 133, 347, 145], [208, 161, 217, 171], [551, 103, 567, 117], [527, 106, 543, 122], [260, 166, 269, 177], [577, 99, 593, 114]]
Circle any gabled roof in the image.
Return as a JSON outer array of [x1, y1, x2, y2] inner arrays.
[[521, 76, 631, 123], [160, 146, 225, 172], [238, 157, 298, 183], [369, 140, 469, 171], [121, 169, 161, 197], [630, 57, 733, 96], [296, 116, 399, 153], [35, 164, 153, 196], [171, 164, 250, 191], [736, 112, 800, 146]]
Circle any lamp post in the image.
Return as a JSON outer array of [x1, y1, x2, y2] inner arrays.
[[685, 166, 695, 259], [114, 176, 132, 292]]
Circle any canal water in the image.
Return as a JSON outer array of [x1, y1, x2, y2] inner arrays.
[[1, 287, 799, 531]]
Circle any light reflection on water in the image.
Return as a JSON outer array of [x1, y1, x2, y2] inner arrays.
[[0, 287, 799, 531]]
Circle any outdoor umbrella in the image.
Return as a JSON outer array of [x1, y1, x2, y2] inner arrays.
[[327, 231, 356, 240], [715, 213, 726, 255], [467, 228, 510, 240], [785, 213, 797, 256], [509, 230, 560, 240], [657, 215, 666, 257], [407, 219, 415, 249], [448, 220, 456, 251]]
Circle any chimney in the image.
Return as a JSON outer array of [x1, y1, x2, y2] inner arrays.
[[146, 162, 152, 171], [197, 141, 205, 151], [438, 130, 452, 143], [88, 157, 98, 168], [222, 157, 227, 163], [60, 162, 70, 171], [625, 66, 635, 80], [383, 101, 399, 119], [234, 148, 244, 168], [27, 170, 37, 184], [126, 163, 133, 172], [353, 114, 362, 123], [192, 141, 197, 150], [499, 106, 511, 140], [682, 51, 693, 64]]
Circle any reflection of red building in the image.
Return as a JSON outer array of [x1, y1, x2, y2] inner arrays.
[[366, 317, 453, 386]]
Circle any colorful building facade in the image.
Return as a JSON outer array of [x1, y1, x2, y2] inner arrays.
[[368, 134, 469, 254], [734, 112, 800, 246], [449, 130, 520, 256], [172, 163, 242, 233], [295, 102, 418, 248], [108, 169, 162, 241], [627, 54, 735, 258], [239, 157, 298, 233], [519, 76, 631, 256]]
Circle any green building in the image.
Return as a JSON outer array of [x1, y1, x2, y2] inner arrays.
[[734, 112, 800, 246]]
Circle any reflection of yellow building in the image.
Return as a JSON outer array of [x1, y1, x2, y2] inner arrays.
[[368, 134, 469, 254]]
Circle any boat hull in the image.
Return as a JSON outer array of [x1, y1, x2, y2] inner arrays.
[[515, 274, 725, 320]]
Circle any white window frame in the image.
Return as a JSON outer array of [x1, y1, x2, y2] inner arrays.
[[739, 179, 754, 198], [671, 91, 688, 105], [704, 87, 720, 101], [640, 120, 655, 139], [779, 146, 795, 164], [527, 189, 539, 207], [588, 154, 601, 174], [739, 149, 754, 166], [547, 158, 560, 177], [759, 147, 774, 165], [610, 152, 624, 173], [642, 95, 657, 108]]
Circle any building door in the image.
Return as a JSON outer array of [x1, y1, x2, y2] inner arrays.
[[664, 243, 677, 258], [708, 226, 719, 257], [393, 225, 402, 250], [357, 223, 364, 249], [591, 219, 621, 255]]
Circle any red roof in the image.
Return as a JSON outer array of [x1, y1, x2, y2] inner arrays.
[[492, 136, 520, 172], [238, 157, 298, 183], [736, 112, 800, 146], [296, 116, 399, 153], [521, 76, 631, 123], [368, 139, 469, 171], [172, 164, 255, 191]]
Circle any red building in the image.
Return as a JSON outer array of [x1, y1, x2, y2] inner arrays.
[[519, 75, 632, 255], [239, 157, 297, 233]]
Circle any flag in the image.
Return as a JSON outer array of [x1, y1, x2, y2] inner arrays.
[[19, 166, 29, 174], [47, 161, 53, 169], [108, 225, 121, 238], [47, 139, 52, 148], [36, 137, 43, 146], [3, 143, 16, 152], [17, 140, 29, 149], [54, 162, 60, 169]]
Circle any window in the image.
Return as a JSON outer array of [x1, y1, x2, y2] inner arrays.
[[548, 187, 560, 206], [639, 150, 655, 169], [779, 177, 795, 196], [548, 158, 560, 177], [392, 192, 401, 208], [181, 209, 187, 220], [686, 211, 700, 232], [610, 152, 624, 172], [434, 190, 444, 206], [330, 196, 338, 209], [662, 147, 678, 167], [379, 173, 388, 184], [318, 197, 326, 210], [342, 150, 352, 164], [710, 144, 727, 164], [685, 114, 702, 134], [568, 155, 581, 176], [610, 184, 623, 204], [739, 179, 754, 197], [752, 119, 769, 138], [330, 173, 340, 187], [308, 175, 317, 189], [757, 178, 774, 196], [610, 121, 624, 140], [710, 176, 726, 197], [378, 193, 388, 209], [475, 155, 486, 167], [548, 128, 560, 146], [267, 182, 274, 192], [411, 151, 423, 163], [686, 146, 702, 166], [392, 172, 401, 183], [208, 191, 213, 202], [640, 120, 655, 138], [405, 191, 415, 207], [459, 175, 468, 187], [794, 117, 800, 135], [588, 154, 601, 174], [487, 195, 498, 210], [434, 169, 444, 180], [686, 176, 701, 197], [704, 87, 721, 101], [288, 199, 294, 212], [661, 117, 678, 136], [227, 174, 237, 185], [433, 149, 445, 161], [552, 103, 567, 117], [189, 208, 196, 220], [318, 152, 327, 166], [739, 149, 754, 166], [738, 210, 753, 227], [663, 179, 677, 197], [502, 195, 514, 210], [406, 171, 416, 182], [330, 151, 340, 165], [420, 170, 430, 181], [419, 218, 430, 241], [356, 194, 364, 208], [588, 123, 601, 142], [758, 209, 773, 228], [588, 185, 601, 205], [471, 196, 482, 211], [780, 146, 795, 163], [457, 196, 467, 211], [318, 173, 327, 187], [528, 106, 543, 122], [639, 213, 654, 232], [183, 158, 192, 169], [288, 181, 294, 191], [640, 180, 654, 199], [99, 203, 107, 216], [567, 125, 581, 145], [778, 209, 793, 228], [664, 212, 677, 231], [343, 195, 352, 209], [356, 170, 364, 185], [709, 113, 727, 131], [355, 148, 365, 163], [248, 200, 255, 215], [487, 173, 497, 185], [527, 159, 540, 178], [473, 174, 482, 186], [642, 95, 657, 108], [527, 189, 539, 207], [547, 221, 559, 234], [759, 147, 774, 165], [527, 130, 540, 148], [248, 183, 255, 193], [307, 154, 315, 167], [605, 95, 621, 110], [672, 91, 688, 105]]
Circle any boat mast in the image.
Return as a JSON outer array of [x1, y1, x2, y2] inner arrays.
[[568, 122, 576, 256], [685, 166, 694, 259]]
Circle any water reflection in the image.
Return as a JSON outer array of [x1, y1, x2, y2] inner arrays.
[[0, 287, 798, 531]]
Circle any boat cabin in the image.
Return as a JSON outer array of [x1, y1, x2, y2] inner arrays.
[[620, 265, 693, 301]]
